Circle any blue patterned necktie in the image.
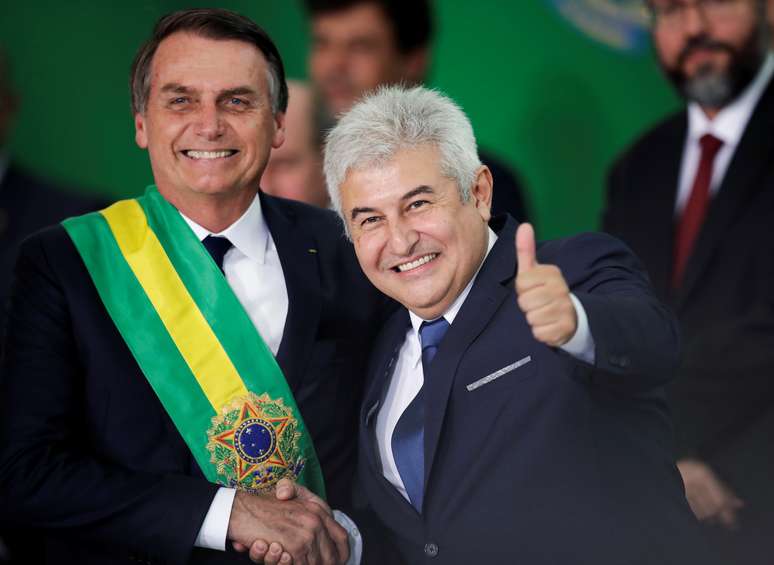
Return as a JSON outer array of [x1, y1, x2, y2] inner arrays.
[[391, 317, 450, 512], [202, 235, 233, 273]]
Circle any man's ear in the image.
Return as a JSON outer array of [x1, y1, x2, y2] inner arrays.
[[272, 111, 286, 149], [470, 165, 493, 223], [134, 113, 148, 149]]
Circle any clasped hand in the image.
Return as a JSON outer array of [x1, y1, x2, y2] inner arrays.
[[227, 478, 350, 565]]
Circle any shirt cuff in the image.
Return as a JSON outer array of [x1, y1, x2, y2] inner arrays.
[[194, 487, 236, 551], [333, 509, 363, 565], [560, 293, 595, 365]]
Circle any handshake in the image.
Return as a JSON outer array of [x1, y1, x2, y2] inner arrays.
[[227, 479, 351, 565]]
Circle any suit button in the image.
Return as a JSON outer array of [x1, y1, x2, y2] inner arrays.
[[424, 543, 439, 557]]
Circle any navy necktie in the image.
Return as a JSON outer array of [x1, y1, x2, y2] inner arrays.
[[391, 317, 450, 512], [202, 235, 233, 274]]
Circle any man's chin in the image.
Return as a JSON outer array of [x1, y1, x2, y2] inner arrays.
[[681, 70, 736, 109]]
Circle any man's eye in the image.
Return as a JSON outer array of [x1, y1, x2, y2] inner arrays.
[[229, 98, 248, 107], [361, 216, 381, 227], [170, 97, 188, 105], [408, 199, 429, 210]]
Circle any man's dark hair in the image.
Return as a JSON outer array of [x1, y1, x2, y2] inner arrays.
[[305, 0, 433, 54], [130, 8, 288, 115]]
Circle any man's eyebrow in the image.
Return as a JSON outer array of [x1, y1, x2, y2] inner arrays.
[[158, 84, 258, 98], [401, 185, 434, 201], [160, 83, 194, 94], [218, 86, 258, 98], [351, 206, 377, 221]]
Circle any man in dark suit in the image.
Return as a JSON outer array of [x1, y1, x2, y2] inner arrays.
[[319, 85, 714, 564], [0, 48, 104, 340], [603, 2, 774, 562], [303, 0, 530, 221], [0, 9, 387, 565]]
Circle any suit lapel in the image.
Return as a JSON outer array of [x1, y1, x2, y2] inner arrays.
[[360, 310, 410, 472], [423, 216, 516, 489], [632, 114, 686, 300], [677, 76, 774, 305], [260, 192, 322, 390]]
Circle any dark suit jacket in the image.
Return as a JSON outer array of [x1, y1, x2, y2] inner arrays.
[[355, 216, 714, 565], [604, 75, 774, 562], [0, 191, 387, 565], [0, 164, 105, 339]]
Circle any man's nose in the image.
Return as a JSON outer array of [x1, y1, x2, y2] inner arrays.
[[682, 2, 709, 37], [387, 221, 419, 256], [194, 103, 225, 140]]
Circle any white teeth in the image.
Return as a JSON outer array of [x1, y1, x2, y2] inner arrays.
[[396, 253, 438, 272], [185, 150, 235, 159]]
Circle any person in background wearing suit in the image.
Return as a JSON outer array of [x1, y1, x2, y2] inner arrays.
[[305, 0, 531, 222], [604, 1, 774, 562], [0, 48, 104, 340], [320, 85, 714, 564], [0, 9, 389, 565], [262, 80, 329, 208]]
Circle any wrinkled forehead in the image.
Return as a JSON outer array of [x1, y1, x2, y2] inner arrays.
[[149, 32, 268, 92]]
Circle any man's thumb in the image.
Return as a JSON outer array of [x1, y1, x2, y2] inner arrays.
[[274, 478, 298, 500], [516, 223, 537, 274]]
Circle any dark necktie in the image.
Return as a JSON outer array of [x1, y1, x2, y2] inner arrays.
[[672, 134, 723, 287], [202, 235, 233, 274], [391, 317, 450, 512]]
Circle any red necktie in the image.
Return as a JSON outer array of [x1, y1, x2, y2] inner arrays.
[[672, 134, 723, 288]]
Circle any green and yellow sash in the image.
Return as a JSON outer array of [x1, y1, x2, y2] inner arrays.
[[63, 186, 325, 497]]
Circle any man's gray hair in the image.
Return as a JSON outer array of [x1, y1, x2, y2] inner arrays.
[[324, 85, 482, 222]]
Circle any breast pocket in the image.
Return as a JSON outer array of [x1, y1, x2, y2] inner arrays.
[[460, 353, 539, 398]]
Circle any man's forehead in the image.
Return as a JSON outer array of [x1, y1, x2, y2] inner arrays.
[[150, 32, 267, 82], [313, 3, 395, 41]]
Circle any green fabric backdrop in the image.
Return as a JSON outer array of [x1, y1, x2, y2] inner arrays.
[[0, 0, 679, 238]]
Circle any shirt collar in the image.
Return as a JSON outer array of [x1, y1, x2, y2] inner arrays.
[[687, 52, 774, 148], [408, 226, 498, 336], [179, 192, 269, 264]]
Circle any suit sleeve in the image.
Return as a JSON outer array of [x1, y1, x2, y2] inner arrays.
[[0, 235, 218, 565], [546, 232, 680, 391]]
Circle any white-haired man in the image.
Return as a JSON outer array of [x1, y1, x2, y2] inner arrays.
[[322, 86, 716, 564]]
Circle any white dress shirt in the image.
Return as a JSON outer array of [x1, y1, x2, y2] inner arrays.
[[676, 53, 774, 214], [376, 228, 595, 500], [179, 194, 360, 564]]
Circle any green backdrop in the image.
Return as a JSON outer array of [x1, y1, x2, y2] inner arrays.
[[0, 0, 679, 238]]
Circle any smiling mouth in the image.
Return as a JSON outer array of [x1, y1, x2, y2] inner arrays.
[[182, 150, 239, 160], [393, 253, 439, 273]]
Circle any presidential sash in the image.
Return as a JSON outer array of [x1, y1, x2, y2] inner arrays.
[[62, 186, 326, 498]]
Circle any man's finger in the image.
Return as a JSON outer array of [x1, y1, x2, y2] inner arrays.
[[247, 540, 269, 562], [233, 541, 249, 553], [296, 485, 333, 516], [257, 541, 285, 565], [275, 478, 298, 500], [516, 223, 538, 274]]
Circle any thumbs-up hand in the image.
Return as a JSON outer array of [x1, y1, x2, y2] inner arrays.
[[515, 223, 577, 347]]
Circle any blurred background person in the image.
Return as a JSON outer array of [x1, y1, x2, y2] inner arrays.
[[0, 46, 104, 565], [262, 80, 330, 207], [0, 48, 104, 340], [305, 0, 531, 221], [603, 1, 774, 563]]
